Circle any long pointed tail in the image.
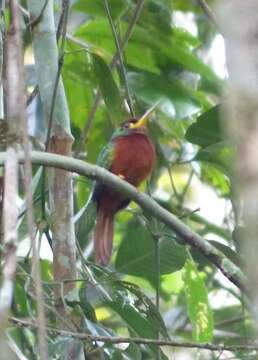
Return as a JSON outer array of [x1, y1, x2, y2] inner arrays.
[[94, 209, 114, 265]]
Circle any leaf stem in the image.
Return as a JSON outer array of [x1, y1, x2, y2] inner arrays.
[[154, 236, 160, 360], [104, 0, 135, 117]]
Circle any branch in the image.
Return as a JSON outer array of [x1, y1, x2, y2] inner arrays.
[[0, 151, 248, 295], [10, 316, 258, 352], [197, 0, 218, 28]]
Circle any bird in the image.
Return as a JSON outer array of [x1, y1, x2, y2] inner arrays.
[[92, 109, 156, 265]]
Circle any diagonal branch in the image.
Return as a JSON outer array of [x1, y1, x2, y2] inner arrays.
[[0, 151, 248, 295], [197, 0, 218, 27]]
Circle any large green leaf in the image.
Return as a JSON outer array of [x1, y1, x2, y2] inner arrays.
[[79, 268, 169, 358], [73, 0, 131, 20], [209, 240, 243, 268], [115, 219, 186, 283], [164, 40, 221, 89], [75, 19, 221, 86], [185, 105, 222, 147], [63, 40, 95, 130], [92, 53, 125, 123], [200, 162, 230, 195], [128, 71, 202, 119], [105, 281, 169, 359], [141, 0, 172, 34], [183, 259, 214, 343], [195, 142, 233, 175], [49, 337, 84, 359], [75, 20, 160, 73]]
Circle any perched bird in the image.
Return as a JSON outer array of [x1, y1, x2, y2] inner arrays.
[[92, 110, 156, 265]]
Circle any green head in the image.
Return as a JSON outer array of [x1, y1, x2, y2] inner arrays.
[[113, 117, 148, 138], [113, 105, 156, 137]]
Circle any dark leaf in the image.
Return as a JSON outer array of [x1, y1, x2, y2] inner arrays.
[[185, 105, 222, 147], [92, 53, 125, 123], [73, 0, 131, 20], [115, 219, 186, 283]]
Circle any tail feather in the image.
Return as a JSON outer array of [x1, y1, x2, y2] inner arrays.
[[94, 210, 114, 265]]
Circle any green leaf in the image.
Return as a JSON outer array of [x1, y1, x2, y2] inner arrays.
[[74, 198, 96, 249], [91, 53, 125, 123], [195, 142, 233, 178], [213, 305, 255, 339], [164, 40, 221, 89], [183, 259, 214, 342], [49, 337, 84, 359], [105, 281, 169, 358], [172, 27, 200, 48], [123, 343, 142, 360], [141, 0, 172, 34], [73, 0, 131, 20], [115, 219, 186, 284], [185, 105, 222, 147], [128, 71, 202, 119], [40, 259, 53, 281], [14, 275, 29, 316], [201, 162, 230, 195], [79, 285, 97, 323], [75, 20, 160, 73], [209, 240, 243, 268], [75, 19, 220, 83]]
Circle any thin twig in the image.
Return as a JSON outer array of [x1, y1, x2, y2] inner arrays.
[[45, 54, 64, 150], [59, 0, 70, 53], [26, 85, 39, 107], [45, 0, 70, 150], [9, 316, 258, 352], [74, 0, 145, 156], [180, 168, 194, 201], [110, 0, 145, 68], [104, 0, 134, 117], [154, 236, 160, 360], [197, 0, 218, 27], [27, 0, 48, 29]]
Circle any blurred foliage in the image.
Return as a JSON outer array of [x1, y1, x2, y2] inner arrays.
[[3, 0, 255, 359]]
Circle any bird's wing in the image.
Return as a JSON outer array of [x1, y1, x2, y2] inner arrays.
[[96, 140, 116, 168], [92, 140, 116, 203]]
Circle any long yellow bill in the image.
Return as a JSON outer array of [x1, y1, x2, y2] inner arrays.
[[130, 101, 160, 129]]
